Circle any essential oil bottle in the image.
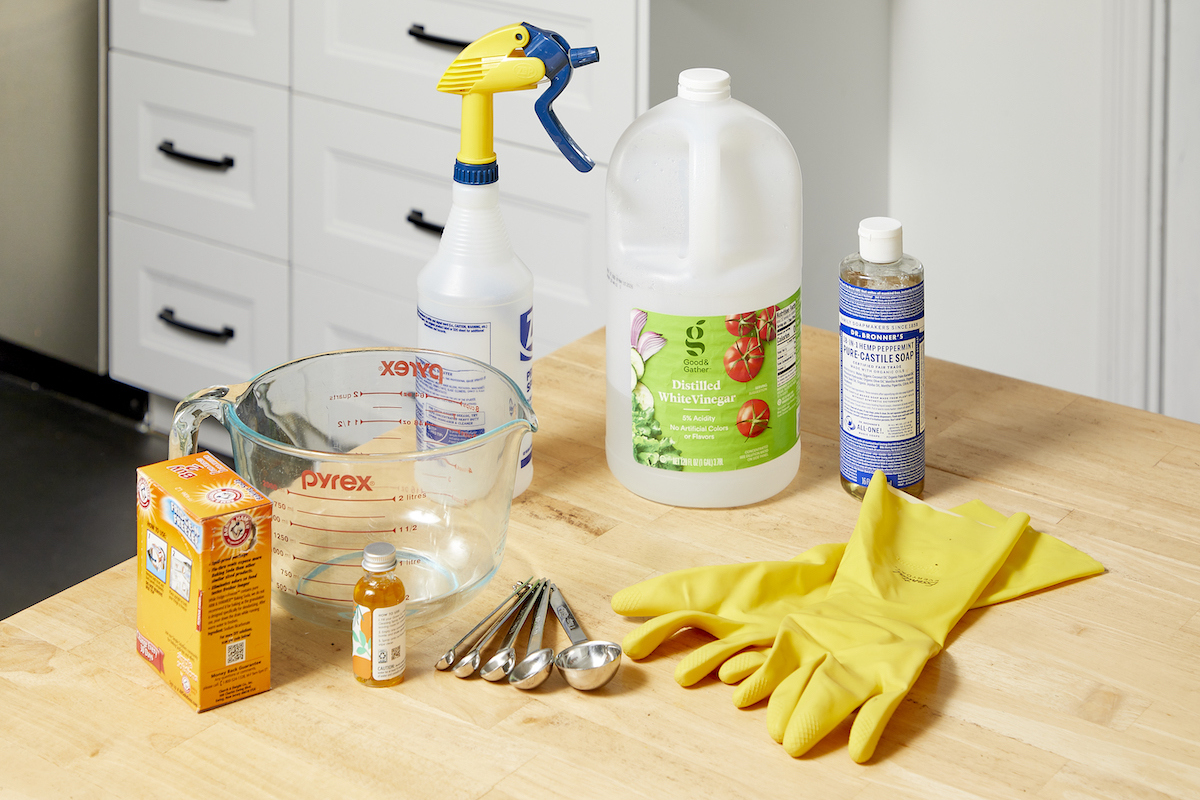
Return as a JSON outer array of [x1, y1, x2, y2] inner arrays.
[[838, 217, 925, 500], [351, 542, 407, 687]]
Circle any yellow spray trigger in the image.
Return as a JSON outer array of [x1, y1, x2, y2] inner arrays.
[[437, 24, 547, 166]]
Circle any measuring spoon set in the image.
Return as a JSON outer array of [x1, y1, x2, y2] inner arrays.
[[434, 577, 622, 691]]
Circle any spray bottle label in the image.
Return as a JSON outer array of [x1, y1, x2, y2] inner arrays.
[[628, 291, 800, 472], [838, 280, 925, 489]]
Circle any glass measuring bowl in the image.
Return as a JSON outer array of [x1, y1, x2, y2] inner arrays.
[[168, 348, 537, 630]]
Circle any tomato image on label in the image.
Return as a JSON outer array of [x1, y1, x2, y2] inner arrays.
[[736, 399, 771, 438], [756, 306, 778, 341], [725, 312, 759, 338], [724, 337, 765, 383]]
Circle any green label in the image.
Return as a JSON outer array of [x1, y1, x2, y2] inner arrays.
[[630, 291, 800, 472]]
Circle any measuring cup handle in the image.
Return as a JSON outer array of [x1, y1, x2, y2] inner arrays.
[[168, 385, 235, 459]]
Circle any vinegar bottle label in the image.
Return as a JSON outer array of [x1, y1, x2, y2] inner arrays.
[[626, 289, 800, 472], [838, 280, 925, 489]]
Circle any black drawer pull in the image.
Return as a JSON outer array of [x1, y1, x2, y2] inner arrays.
[[158, 140, 235, 171], [407, 24, 471, 50], [158, 307, 235, 342], [407, 209, 445, 235]]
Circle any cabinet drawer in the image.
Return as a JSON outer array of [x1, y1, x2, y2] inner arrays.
[[292, 269, 418, 358], [293, 0, 637, 165], [110, 0, 290, 86], [292, 96, 605, 357], [109, 218, 290, 400], [109, 52, 289, 259]]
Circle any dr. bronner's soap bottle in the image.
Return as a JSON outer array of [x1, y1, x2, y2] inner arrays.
[[838, 217, 925, 499]]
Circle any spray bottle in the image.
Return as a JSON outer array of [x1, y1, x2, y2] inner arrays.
[[417, 23, 599, 498]]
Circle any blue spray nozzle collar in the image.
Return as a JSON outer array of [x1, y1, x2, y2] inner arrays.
[[521, 22, 599, 173], [454, 160, 500, 185]]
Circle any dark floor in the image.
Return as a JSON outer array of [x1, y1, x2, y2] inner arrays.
[[0, 372, 168, 619]]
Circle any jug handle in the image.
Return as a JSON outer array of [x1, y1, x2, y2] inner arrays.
[[169, 384, 237, 459]]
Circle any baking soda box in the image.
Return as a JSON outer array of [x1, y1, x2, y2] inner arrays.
[[136, 451, 272, 711]]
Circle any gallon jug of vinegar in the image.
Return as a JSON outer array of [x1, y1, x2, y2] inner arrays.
[[605, 68, 803, 507]]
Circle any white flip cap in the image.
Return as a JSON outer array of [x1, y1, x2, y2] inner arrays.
[[858, 217, 904, 264], [678, 68, 731, 101]]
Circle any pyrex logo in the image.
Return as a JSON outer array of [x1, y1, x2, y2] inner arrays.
[[300, 470, 372, 492], [380, 359, 444, 383], [520, 308, 534, 362]]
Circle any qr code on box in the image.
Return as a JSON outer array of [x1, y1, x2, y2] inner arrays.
[[226, 639, 247, 666]]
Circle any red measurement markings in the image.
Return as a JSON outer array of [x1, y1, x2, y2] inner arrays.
[[295, 591, 352, 603], [294, 541, 364, 552], [286, 489, 398, 502], [295, 508, 385, 519], [296, 576, 357, 587], [289, 521, 397, 534]]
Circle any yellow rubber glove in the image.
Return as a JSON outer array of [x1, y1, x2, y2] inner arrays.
[[611, 543, 842, 686], [731, 473, 1029, 762], [715, 499, 1104, 683], [614, 494, 1104, 687]]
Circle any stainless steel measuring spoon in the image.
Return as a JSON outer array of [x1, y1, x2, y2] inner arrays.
[[481, 579, 545, 681], [436, 577, 534, 671], [548, 582, 623, 690], [453, 579, 542, 678], [509, 580, 555, 690]]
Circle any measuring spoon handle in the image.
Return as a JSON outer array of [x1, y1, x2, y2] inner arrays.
[[548, 583, 589, 647], [436, 577, 534, 670], [524, 582, 552, 653], [498, 579, 544, 650], [467, 583, 536, 662]]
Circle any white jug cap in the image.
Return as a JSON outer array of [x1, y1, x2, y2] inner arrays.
[[858, 217, 904, 264], [678, 68, 731, 101]]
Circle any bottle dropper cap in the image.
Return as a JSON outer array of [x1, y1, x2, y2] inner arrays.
[[362, 542, 397, 572], [678, 68, 731, 101], [858, 217, 904, 264]]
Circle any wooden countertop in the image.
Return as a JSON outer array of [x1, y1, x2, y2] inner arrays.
[[3, 326, 1199, 798]]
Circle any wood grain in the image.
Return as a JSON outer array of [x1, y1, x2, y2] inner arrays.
[[2, 326, 1198, 799]]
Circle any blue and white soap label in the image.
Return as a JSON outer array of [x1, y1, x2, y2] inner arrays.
[[838, 280, 925, 489]]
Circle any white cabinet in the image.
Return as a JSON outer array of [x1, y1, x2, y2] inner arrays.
[[109, 52, 290, 260], [292, 0, 638, 165], [109, 218, 290, 399], [109, 1, 632, 416], [109, 0, 290, 86]]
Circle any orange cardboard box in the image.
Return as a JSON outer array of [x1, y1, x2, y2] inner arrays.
[[136, 452, 272, 711]]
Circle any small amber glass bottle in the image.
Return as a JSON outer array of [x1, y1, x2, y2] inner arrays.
[[351, 542, 407, 687]]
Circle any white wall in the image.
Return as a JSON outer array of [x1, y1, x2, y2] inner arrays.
[[888, 1, 1105, 397], [646, 0, 892, 334]]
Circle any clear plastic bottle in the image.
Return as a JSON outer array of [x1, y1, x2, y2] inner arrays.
[[416, 23, 600, 499], [417, 176, 535, 498], [351, 542, 407, 687], [605, 68, 803, 508], [838, 217, 925, 499]]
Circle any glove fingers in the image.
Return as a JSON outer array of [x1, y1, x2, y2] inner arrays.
[[732, 625, 813, 709], [847, 688, 909, 763], [675, 628, 774, 687], [717, 648, 769, 684], [763, 657, 823, 742], [621, 611, 745, 660], [781, 659, 873, 759]]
